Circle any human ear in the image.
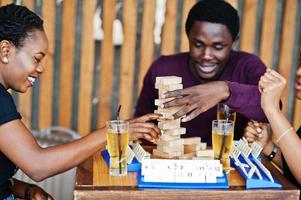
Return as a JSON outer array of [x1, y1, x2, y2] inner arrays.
[[0, 40, 10, 64]]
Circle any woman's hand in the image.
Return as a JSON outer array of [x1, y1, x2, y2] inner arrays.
[[243, 120, 270, 148], [26, 185, 54, 200], [258, 69, 286, 111], [127, 113, 161, 142]]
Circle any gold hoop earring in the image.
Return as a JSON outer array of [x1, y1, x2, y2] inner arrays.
[[3, 57, 8, 63]]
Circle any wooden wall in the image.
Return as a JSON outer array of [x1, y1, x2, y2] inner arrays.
[[1, 0, 300, 136]]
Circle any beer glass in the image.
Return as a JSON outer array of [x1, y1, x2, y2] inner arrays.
[[106, 120, 129, 176], [212, 120, 234, 173]]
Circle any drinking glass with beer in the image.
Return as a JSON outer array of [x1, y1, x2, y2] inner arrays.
[[212, 120, 234, 173], [106, 120, 129, 176], [217, 103, 236, 122]]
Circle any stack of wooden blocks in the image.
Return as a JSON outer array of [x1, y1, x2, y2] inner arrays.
[[153, 76, 213, 160]]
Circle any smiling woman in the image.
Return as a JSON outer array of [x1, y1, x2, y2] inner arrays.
[[0, 30, 48, 93], [0, 3, 161, 200]]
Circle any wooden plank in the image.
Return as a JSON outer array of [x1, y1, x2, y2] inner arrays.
[[93, 152, 137, 186], [58, 0, 77, 128], [161, 0, 177, 55], [240, 0, 257, 53], [259, 0, 277, 67], [98, 0, 116, 127], [225, 0, 238, 9], [18, 0, 34, 128], [293, 99, 301, 129], [38, 0, 55, 129], [21, 0, 34, 14], [119, 0, 137, 119], [179, 0, 196, 52], [137, 0, 156, 92], [0, 0, 12, 6], [278, 0, 298, 116], [77, 0, 96, 135]]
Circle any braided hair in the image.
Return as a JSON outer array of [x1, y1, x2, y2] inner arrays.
[[185, 0, 239, 41], [0, 3, 44, 48]]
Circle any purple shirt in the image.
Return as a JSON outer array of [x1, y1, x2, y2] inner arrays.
[[135, 50, 267, 145]]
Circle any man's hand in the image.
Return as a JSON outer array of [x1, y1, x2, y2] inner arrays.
[[161, 81, 229, 122]]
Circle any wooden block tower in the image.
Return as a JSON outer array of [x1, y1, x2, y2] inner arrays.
[[153, 76, 185, 158], [152, 76, 212, 160]]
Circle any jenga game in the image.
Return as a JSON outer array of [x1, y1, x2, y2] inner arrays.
[[153, 76, 212, 160]]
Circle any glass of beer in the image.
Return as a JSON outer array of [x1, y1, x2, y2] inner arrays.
[[212, 120, 234, 173], [106, 120, 129, 176], [217, 103, 236, 122]]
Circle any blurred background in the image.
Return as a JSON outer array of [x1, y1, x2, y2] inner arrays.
[[1, 0, 300, 199], [1, 0, 299, 135]]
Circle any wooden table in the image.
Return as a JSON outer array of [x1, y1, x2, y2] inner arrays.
[[74, 147, 299, 200]]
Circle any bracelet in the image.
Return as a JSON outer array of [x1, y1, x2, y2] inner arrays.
[[25, 184, 36, 200], [276, 127, 293, 145], [266, 143, 278, 161]]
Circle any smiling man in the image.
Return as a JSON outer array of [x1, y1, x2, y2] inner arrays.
[[135, 0, 267, 144]]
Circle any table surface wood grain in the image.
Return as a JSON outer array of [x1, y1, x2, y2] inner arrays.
[[74, 146, 300, 200]]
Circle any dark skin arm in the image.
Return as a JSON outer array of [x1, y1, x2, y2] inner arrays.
[[0, 114, 160, 182], [161, 81, 230, 122]]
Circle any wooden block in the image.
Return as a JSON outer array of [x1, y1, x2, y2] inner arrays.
[[163, 127, 186, 136], [178, 152, 196, 160], [184, 144, 201, 153], [157, 105, 183, 113], [155, 83, 183, 91], [192, 156, 214, 160], [183, 137, 201, 145], [155, 76, 182, 85], [199, 142, 207, 150], [157, 144, 184, 153], [196, 149, 214, 158], [155, 110, 174, 120], [158, 118, 181, 130], [155, 106, 183, 120], [156, 138, 184, 147], [152, 149, 178, 158], [154, 97, 175, 106], [160, 134, 181, 141]]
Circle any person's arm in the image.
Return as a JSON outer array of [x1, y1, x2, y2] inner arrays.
[[264, 108, 301, 184], [0, 114, 160, 181], [259, 69, 301, 185], [162, 57, 267, 122], [226, 81, 267, 122], [243, 121, 282, 168], [11, 178, 53, 199], [225, 58, 267, 122]]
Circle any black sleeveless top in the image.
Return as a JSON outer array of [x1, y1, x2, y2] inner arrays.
[[0, 84, 21, 198]]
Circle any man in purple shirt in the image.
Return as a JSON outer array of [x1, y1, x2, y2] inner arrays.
[[135, 0, 267, 144]]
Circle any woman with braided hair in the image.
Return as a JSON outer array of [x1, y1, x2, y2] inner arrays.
[[0, 4, 160, 199]]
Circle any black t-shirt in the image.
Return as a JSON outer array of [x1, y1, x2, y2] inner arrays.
[[282, 126, 301, 194], [0, 84, 21, 198]]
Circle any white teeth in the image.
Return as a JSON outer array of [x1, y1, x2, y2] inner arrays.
[[28, 76, 36, 84]]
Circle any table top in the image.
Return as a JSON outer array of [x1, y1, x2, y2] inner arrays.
[[74, 146, 300, 200]]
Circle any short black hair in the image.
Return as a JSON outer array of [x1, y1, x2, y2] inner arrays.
[[0, 3, 44, 47], [185, 0, 239, 41]]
